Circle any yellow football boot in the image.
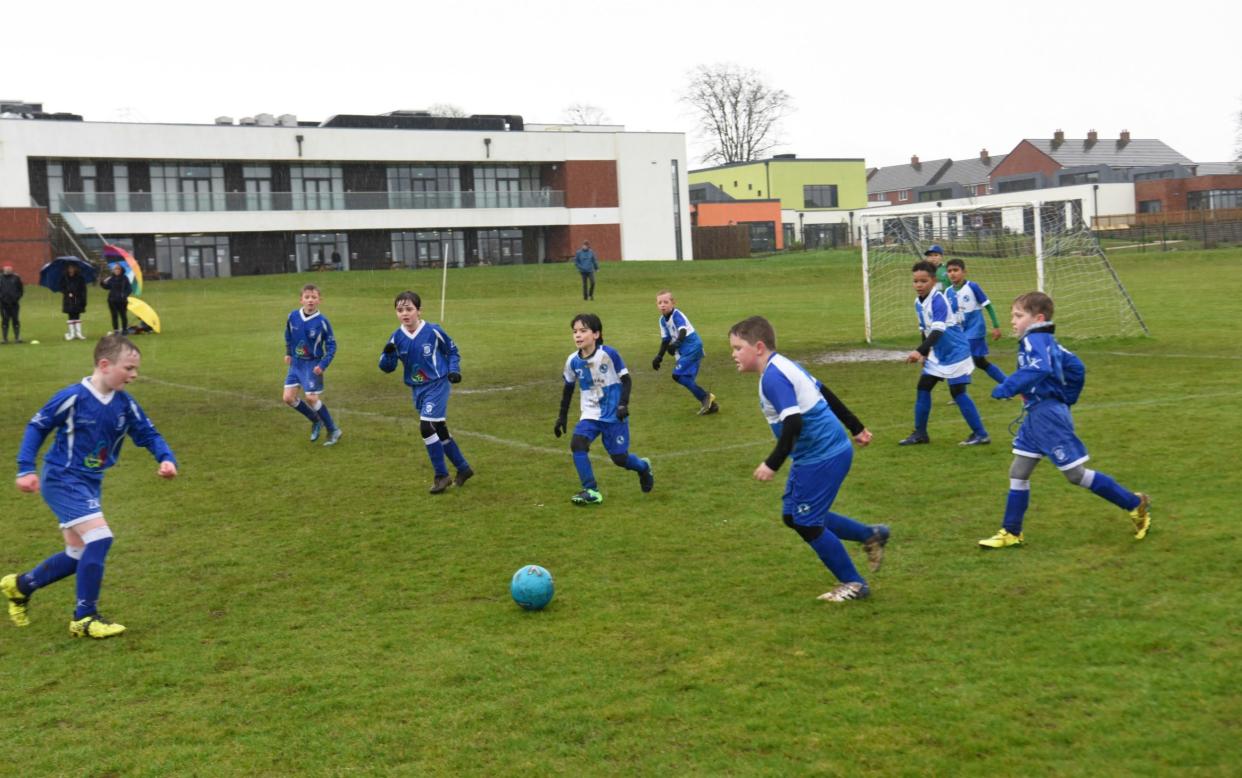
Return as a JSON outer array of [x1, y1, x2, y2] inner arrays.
[[1, 574, 30, 628], [978, 529, 1024, 549], [69, 614, 127, 639]]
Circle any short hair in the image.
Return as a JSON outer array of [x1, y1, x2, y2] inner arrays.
[[1013, 291, 1055, 319], [94, 333, 139, 365], [301, 283, 320, 294], [945, 258, 965, 270], [394, 290, 422, 309], [729, 316, 777, 351], [656, 289, 673, 300], [912, 260, 938, 276], [571, 313, 604, 343]]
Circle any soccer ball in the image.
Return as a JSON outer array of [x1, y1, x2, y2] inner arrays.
[[510, 565, 554, 610]]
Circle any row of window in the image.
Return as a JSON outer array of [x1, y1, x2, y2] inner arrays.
[[689, 182, 841, 209]]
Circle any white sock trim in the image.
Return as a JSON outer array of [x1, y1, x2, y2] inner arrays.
[[65, 545, 85, 560], [80, 526, 114, 544], [1009, 479, 1031, 491], [1080, 469, 1096, 489], [423, 434, 441, 445]]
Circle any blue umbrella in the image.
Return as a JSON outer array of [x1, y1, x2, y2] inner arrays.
[[39, 256, 98, 292]]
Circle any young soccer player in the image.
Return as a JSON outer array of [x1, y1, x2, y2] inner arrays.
[[283, 284, 341, 446], [924, 244, 950, 292], [729, 316, 889, 602], [651, 290, 718, 415], [3, 334, 177, 639], [379, 291, 473, 494], [945, 258, 1006, 385], [554, 313, 653, 505], [900, 261, 991, 446], [979, 292, 1150, 548]]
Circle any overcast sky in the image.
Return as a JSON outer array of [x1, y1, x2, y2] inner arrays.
[[6, 0, 1239, 168]]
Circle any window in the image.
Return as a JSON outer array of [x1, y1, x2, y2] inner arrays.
[[1187, 189, 1242, 210], [998, 178, 1037, 193], [898, 190, 909, 202], [1059, 171, 1100, 186], [475, 165, 540, 208], [243, 165, 272, 211], [295, 232, 348, 272], [154, 235, 231, 279], [741, 221, 776, 252], [388, 165, 462, 209], [1134, 169, 1175, 181], [391, 230, 466, 269], [476, 228, 524, 264], [918, 188, 952, 202], [291, 165, 344, 210], [803, 185, 839, 208], [150, 163, 225, 211], [1138, 200, 1163, 213]]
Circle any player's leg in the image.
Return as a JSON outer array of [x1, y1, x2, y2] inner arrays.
[[972, 338, 1007, 383], [1, 302, 10, 341], [587, 272, 595, 300], [815, 448, 891, 571], [980, 454, 1038, 548], [948, 378, 989, 445], [603, 420, 653, 493], [1060, 463, 1150, 539], [305, 382, 341, 445], [432, 421, 473, 486], [901, 374, 938, 445], [673, 355, 716, 414], [581, 272, 590, 301], [569, 420, 604, 504], [64, 516, 125, 639], [782, 461, 869, 601], [284, 367, 322, 438]]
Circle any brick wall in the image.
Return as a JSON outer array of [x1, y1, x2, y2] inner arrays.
[[990, 141, 1060, 181], [1136, 173, 1242, 212], [547, 224, 622, 262], [0, 208, 51, 283], [548, 160, 619, 208]]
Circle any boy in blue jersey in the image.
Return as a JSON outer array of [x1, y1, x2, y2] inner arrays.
[[554, 313, 653, 506], [651, 290, 718, 415], [979, 292, 1150, 548], [945, 259, 1006, 385], [379, 291, 473, 494], [3, 334, 177, 639], [900, 261, 991, 447], [283, 284, 341, 446], [729, 316, 889, 602]]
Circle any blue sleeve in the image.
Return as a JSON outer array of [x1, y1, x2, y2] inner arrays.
[[16, 388, 75, 475], [760, 369, 799, 420], [437, 326, 461, 375], [284, 313, 294, 358], [124, 396, 177, 466], [318, 317, 337, 370], [992, 335, 1054, 399], [604, 345, 628, 374], [970, 281, 989, 306], [929, 295, 949, 329], [379, 333, 399, 373]]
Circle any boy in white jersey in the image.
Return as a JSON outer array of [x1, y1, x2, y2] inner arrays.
[[554, 313, 653, 505], [944, 258, 1005, 385], [729, 316, 889, 603], [282, 284, 341, 446], [3, 334, 178, 638]]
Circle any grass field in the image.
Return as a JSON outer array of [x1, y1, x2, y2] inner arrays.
[[1, 249, 1239, 776]]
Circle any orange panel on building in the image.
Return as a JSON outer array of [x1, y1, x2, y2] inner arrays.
[[693, 200, 784, 249], [0, 208, 51, 283]]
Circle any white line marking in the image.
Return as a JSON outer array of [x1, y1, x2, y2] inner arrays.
[[1093, 351, 1242, 361]]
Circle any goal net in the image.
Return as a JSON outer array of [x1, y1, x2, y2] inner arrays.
[[859, 201, 1148, 342]]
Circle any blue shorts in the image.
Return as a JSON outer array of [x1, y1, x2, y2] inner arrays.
[[782, 448, 853, 528], [284, 360, 324, 393], [969, 337, 990, 358], [572, 418, 631, 456], [1012, 401, 1089, 470], [413, 379, 451, 421], [41, 467, 104, 528]]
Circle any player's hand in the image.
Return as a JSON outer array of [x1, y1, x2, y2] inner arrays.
[[991, 327, 1002, 341], [667, 340, 681, 352], [753, 463, 776, 481], [157, 461, 178, 479], [615, 405, 629, 421], [15, 473, 39, 493], [447, 372, 462, 384], [554, 416, 567, 438], [854, 428, 873, 447], [905, 351, 925, 364], [313, 366, 324, 376], [383, 342, 397, 355], [284, 355, 292, 365], [651, 356, 662, 371]]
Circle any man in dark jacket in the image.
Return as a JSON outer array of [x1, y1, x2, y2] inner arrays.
[[0, 264, 23, 343], [573, 240, 599, 301]]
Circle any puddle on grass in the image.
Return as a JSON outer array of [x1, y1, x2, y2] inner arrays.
[[809, 348, 908, 364]]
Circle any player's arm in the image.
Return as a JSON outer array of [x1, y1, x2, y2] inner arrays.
[[982, 301, 1002, 339], [284, 316, 295, 363], [616, 373, 632, 420], [652, 328, 670, 369], [441, 328, 462, 383], [318, 319, 337, 372], [16, 391, 73, 490], [125, 400, 179, 475], [554, 379, 575, 437], [819, 384, 865, 437], [992, 337, 1053, 400], [763, 413, 802, 474], [379, 337, 399, 373]]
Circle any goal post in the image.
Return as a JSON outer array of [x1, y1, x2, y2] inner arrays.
[[858, 200, 1148, 343]]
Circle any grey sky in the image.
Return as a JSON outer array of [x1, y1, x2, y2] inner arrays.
[[6, 0, 1239, 167]]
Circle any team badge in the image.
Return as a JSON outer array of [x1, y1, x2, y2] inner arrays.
[[796, 503, 812, 516], [424, 402, 435, 415], [1053, 446, 1067, 462], [422, 344, 433, 356]]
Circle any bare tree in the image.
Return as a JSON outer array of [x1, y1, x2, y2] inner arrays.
[[682, 63, 792, 164], [428, 103, 467, 118], [562, 103, 610, 125]]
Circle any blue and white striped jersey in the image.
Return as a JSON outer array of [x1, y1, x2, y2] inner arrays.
[[950, 281, 992, 340], [563, 345, 628, 422], [379, 321, 461, 388], [759, 354, 851, 465], [658, 309, 704, 355], [915, 290, 971, 367], [17, 378, 176, 479], [285, 309, 336, 370]]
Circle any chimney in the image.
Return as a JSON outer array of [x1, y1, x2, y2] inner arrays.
[[980, 148, 991, 164], [1118, 129, 1131, 148], [1052, 129, 1065, 149], [1086, 129, 1098, 146], [911, 155, 921, 169]]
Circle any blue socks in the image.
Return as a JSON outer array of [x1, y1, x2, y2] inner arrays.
[[19, 551, 79, 594], [312, 401, 337, 433], [914, 390, 932, 433], [423, 433, 448, 478], [953, 393, 988, 437], [572, 450, 597, 490], [292, 399, 321, 424], [1088, 472, 1141, 511], [442, 438, 470, 472], [74, 536, 112, 619], [1003, 487, 1030, 535], [984, 363, 1007, 383], [674, 374, 708, 403], [823, 511, 873, 542], [808, 529, 865, 585]]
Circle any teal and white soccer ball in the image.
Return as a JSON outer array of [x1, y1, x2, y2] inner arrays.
[[510, 565, 554, 610]]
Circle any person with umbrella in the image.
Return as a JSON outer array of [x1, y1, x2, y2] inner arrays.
[[61, 262, 88, 340]]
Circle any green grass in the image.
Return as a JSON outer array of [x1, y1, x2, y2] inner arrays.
[[1, 249, 1239, 776]]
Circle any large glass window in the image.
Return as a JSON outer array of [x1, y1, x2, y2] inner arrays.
[[291, 165, 344, 210], [47, 162, 65, 213], [475, 165, 541, 208], [150, 164, 225, 211], [391, 230, 467, 269], [476, 228, 524, 264], [918, 188, 952, 203], [998, 178, 1037, 193], [1187, 189, 1242, 210], [1059, 170, 1100, 186], [803, 185, 839, 208], [244, 165, 273, 211], [154, 235, 231, 279], [388, 165, 462, 209], [295, 233, 348, 271]]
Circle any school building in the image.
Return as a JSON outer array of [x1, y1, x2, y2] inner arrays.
[[0, 103, 693, 282]]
